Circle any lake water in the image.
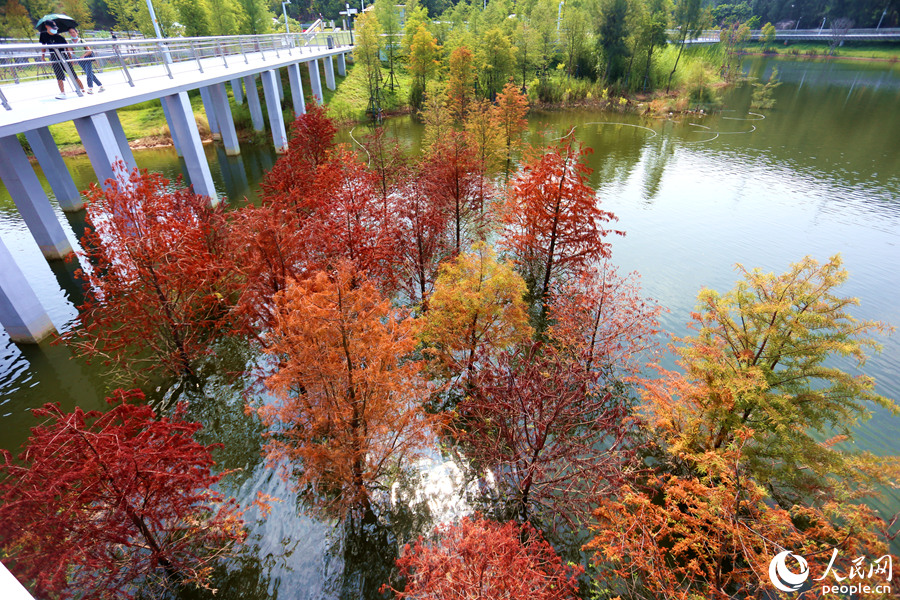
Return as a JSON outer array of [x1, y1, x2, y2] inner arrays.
[[1, 56, 899, 597]]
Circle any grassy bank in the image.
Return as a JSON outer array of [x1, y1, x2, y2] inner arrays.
[[742, 40, 900, 60]]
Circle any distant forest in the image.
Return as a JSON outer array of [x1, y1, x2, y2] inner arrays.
[[1, 0, 896, 40]]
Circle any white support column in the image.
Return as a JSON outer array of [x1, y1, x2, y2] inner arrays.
[[261, 70, 288, 154], [0, 235, 55, 343], [104, 110, 138, 173], [337, 52, 346, 76], [24, 127, 83, 212], [210, 82, 240, 156], [287, 62, 306, 116], [243, 74, 265, 132], [231, 78, 244, 104], [307, 60, 323, 104], [275, 68, 285, 101], [162, 92, 218, 204], [0, 136, 73, 260], [199, 85, 220, 137], [161, 99, 184, 157], [323, 55, 336, 91], [73, 113, 129, 190]]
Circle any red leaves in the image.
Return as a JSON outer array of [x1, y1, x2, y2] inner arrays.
[[387, 516, 582, 600], [459, 342, 636, 525], [0, 390, 244, 599], [66, 168, 241, 379], [501, 140, 623, 307]]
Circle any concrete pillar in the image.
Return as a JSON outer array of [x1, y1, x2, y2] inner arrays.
[[261, 69, 288, 154], [0, 136, 73, 260], [323, 55, 336, 91], [243, 74, 265, 132], [307, 60, 323, 104], [104, 110, 138, 173], [199, 85, 220, 137], [275, 68, 285, 101], [0, 235, 55, 343], [287, 62, 306, 116], [162, 92, 218, 204], [210, 82, 240, 156], [337, 52, 346, 76], [231, 78, 244, 104], [24, 127, 83, 212], [73, 113, 130, 190], [161, 99, 184, 157]]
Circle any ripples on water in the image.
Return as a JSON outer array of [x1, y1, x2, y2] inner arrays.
[[1, 57, 899, 594]]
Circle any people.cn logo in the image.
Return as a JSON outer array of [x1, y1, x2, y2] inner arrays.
[[769, 550, 810, 593]]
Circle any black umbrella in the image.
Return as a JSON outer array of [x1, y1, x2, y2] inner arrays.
[[35, 14, 79, 32]]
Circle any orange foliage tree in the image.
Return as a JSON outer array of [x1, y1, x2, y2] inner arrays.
[[446, 45, 476, 122], [255, 262, 434, 517], [65, 169, 240, 380], [385, 516, 582, 600], [464, 98, 505, 177], [492, 81, 529, 178], [501, 141, 622, 320], [587, 431, 895, 600], [0, 390, 245, 599]]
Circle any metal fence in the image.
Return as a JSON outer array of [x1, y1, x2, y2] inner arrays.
[[0, 30, 353, 110]]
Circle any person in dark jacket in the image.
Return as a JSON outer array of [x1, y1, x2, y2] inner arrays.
[[39, 20, 84, 99]]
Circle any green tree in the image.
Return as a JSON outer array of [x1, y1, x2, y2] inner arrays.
[[641, 255, 898, 505], [476, 27, 515, 99], [761, 21, 777, 51], [60, 0, 95, 30], [1, 0, 35, 39], [529, 0, 559, 80], [355, 12, 384, 119], [666, 0, 705, 92], [207, 0, 247, 36], [561, 5, 587, 79], [596, 0, 630, 83], [173, 0, 212, 36], [638, 0, 670, 91], [403, 0, 429, 55], [408, 24, 440, 108], [237, 0, 272, 34], [374, 0, 401, 90]]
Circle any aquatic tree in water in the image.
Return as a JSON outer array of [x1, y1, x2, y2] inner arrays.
[[256, 262, 434, 517], [385, 516, 582, 600], [445, 45, 476, 122], [500, 141, 622, 324], [65, 168, 241, 381], [640, 255, 898, 505], [587, 430, 894, 600], [0, 390, 245, 599], [419, 244, 532, 394], [458, 342, 636, 525], [419, 130, 488, 253], [492, 81, 529, 179]]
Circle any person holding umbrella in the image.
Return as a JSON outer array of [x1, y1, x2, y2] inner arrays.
[[36, 15, 84, 100], [67, 28, 104, 94]]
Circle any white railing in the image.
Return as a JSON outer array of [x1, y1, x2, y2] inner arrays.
[[0, 30, 353, 110]]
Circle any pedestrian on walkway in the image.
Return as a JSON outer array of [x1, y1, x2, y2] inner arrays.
[[68, 28, 104, 94], [39, 20, 84, 100]]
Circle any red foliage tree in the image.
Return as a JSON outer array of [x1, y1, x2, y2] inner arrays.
[[394, 162, 452, 306], [459, 342, 636, 525], [492, 81, 529, 178], [0, 390, 245, 599], [385, 516, 582, 600], [259, 103, 337, 208], [548, 263, 662, 380], [65, 169, 241, 379], [500, 141, 623, 316], [420, 130, 488, 254]]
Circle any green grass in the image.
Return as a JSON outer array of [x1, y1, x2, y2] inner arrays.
[[326, 62, 413, 122], [743, 40, 900, 60]]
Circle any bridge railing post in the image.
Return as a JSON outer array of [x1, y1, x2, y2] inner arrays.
[[191, 41, 204, 73], [114, 44, 135, 87]]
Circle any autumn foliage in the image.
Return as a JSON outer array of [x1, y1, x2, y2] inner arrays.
[[66, 168, 240, 379], [256, 262, 434, 517], [386, 516, 582, 600], [501, 141, 623, 315], [0, 390, 244, 599]]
